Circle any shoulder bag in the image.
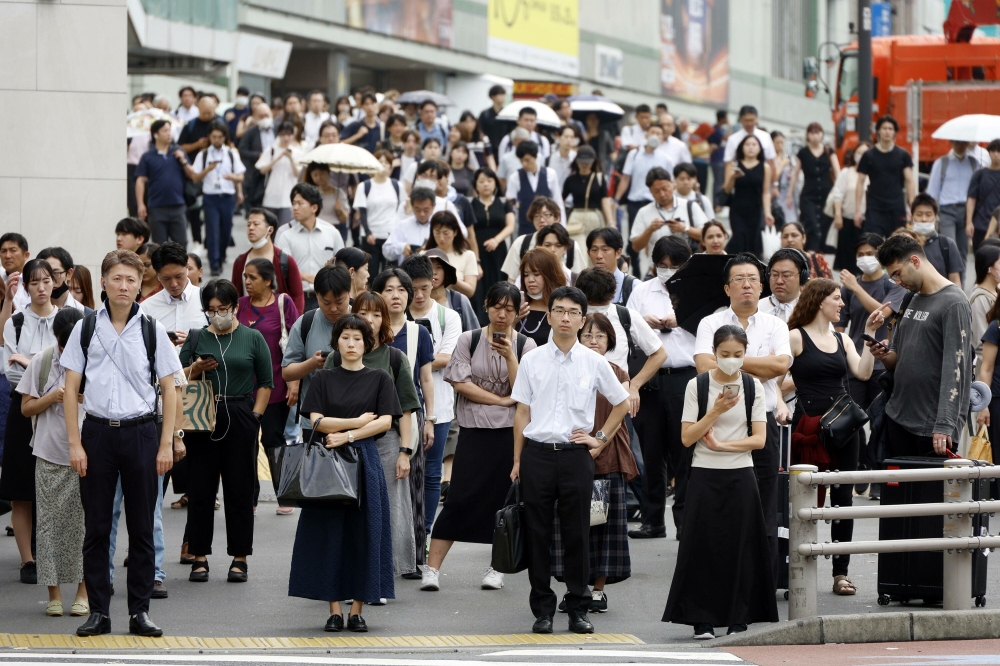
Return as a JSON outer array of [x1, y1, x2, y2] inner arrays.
[[277, 418, 362, 508], [566, 173, 604, 241], [819, 335, 869, 450]]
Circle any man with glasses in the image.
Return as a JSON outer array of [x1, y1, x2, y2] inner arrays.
[[510, 286, 631, 635], [37, 247, 86, 312], [868, 234, 971, 459], [694, 252, 792, 588], [758, 248, 808, 323]]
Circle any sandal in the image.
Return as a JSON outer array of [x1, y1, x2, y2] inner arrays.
[[833, 575, 857, 595], [170, 495, 188, 510], [189, 559, 209, 582], [227, 559, 248, 583]]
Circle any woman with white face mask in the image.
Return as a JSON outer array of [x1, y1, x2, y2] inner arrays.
[[664, 324, 774, 640], [515, 248, 567, 347], [787, 279, 882, 598], [180, 280, 274, 585]]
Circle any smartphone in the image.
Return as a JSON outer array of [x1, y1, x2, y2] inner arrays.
[[409, 244, 424, 254], [862, 333, 889, 351], [415, 318, 433, 333], [166, 331, 178, 343], [320, 351, 331, 359], [198, 353, 217, 363], [492, 332, 507, 343], [721, 384, 741, 399], [732, 164, 744, 175]]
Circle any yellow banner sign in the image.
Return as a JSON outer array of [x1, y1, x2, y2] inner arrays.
[[487, 0, 580, 77]]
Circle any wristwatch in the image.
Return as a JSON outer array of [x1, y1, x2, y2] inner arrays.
[[399, 446, 413, 455], [174, 430, 185, 439], [252, 412, 263, 422], [425, 414, 438, 423], [347, 430, 355, 443], [594, 430, 608, 444]]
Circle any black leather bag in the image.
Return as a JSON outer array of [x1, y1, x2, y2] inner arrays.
[[820, 393, 870, 450], [491, 480, 528, 574], [277, 419, 362, 508]]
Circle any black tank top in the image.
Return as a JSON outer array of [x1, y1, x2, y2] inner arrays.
[[789, 327, 848, 416]]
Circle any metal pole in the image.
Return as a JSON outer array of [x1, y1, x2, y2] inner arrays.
[[798, 498, 1000, 521], [796, 462, 1000, 486], [943, 459, 974, 611], [789, 464, 818, 621], [858, 0, 873, 143]]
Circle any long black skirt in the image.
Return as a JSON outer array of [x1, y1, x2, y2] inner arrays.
[[662, 466, 778, 627], [431, 426, 514, 544], [0, 392, 35, 502]]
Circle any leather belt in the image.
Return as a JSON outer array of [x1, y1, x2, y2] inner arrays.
[[216, 395, 253, 403], [86, 413, 158, 427], [657, 366, 696, 376], [526, 439, 588, 451]]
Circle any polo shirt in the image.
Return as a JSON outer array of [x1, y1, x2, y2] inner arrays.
[[342, 118, 386, 154], [622, 149, 674, 202], [274, 218, 345, 292], [135, 145, 187, 208], [417, 121, 449, 147], [192, 145, 246, 196]]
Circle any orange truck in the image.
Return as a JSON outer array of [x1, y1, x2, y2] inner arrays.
[[807, 0, 1000, 170]]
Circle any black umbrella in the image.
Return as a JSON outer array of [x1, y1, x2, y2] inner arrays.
[[666, 254, 771, 335]]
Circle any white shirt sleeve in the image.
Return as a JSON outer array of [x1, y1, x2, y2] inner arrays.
[[926, 158, 943, 201], [501, 235, 525, 279], [630, 206, 654, 241], [382, 224, 406, 263], [627, 307, 665, 356], [594, 355, 631, 405], [439, 306, 462, 356], [622, 150, 637, 176], [2, 319, 15, 379], [192, 152, 205, 172], [506, 171, 521, 203], [274, 228, 292, 255], [770, 319, 792, 358], [690, 202, 708, 229], [547, 168, 566, 222], [230, 148, 246, 175], [694, 316, 715, 357], [498, 134, 511, 156], [254, 146, 274, 170]]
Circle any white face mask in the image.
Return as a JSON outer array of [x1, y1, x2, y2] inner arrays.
[[656, 267, 677, 283], [856, 256, 881, 275], [527, 290, 544, 300], [235, 96, 249, 108], [250, 234, 270, 250], [210, 311, 235, 332], [589, 303, 611, 315], [913, 222, 936, 237], [257, 117, 273, 130], [415, 178, 438, 192], [646, 135, 662, 149], [716, 356, 744, 375]]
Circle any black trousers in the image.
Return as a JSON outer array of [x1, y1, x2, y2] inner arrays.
[[753, 413, 780, 588], [848, 375, 882, 472], [361, 238, 387, 281], [256, 401, 291, 507], [863, 204, 907, 239], [634, 367, 696, 530], [626, 200, 649, 277], [79, 419, 159, 616], [186, 401, 259, 557], [885, 415, 938, 461], [521, 441, 594, 618]]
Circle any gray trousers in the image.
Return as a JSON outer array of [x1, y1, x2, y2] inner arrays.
[[148, 204, 188, 247], [938, 202, 969, 258]]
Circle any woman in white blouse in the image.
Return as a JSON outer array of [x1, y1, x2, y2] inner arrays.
[[0, 259, 60, 586], [255, 121, 302, 226], [423, 211, 478, 298], [830, 142, 870, 271]]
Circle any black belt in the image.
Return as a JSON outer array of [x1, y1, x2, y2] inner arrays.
[[526, 439, 588, 451], [657, 366, 696, 376], [216, 395, 253, 403], [86, 413, 158, 428]]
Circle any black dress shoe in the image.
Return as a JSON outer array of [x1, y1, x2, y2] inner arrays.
[[347, 614, 367, 632], [532, 616, 553, 634], [324, 614, 344, 632], [189, 559, 209, 582], [568, 611, 594, 634], [129, 612, 163, 637], [628, 525, 666, 539], [401, 570, 422, 580], [76, 613, 111, 637], [20, 561, 37, 584], [727, 623, 748, 635]]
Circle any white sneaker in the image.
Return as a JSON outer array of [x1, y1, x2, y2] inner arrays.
[[420, 566, 440, 591], [481, 567, 504, 590]]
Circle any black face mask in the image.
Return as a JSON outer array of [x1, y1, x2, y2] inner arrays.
[[51, 283, 69, 300]]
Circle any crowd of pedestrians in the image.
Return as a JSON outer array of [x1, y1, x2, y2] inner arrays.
[[1, 83, 999, 641]]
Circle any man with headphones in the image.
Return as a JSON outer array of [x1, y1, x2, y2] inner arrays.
[[758, 248, 809, 323]]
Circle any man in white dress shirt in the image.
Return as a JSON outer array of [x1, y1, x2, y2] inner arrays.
[[383, 188, 438, 265], [174, 86, 199, 125], [620, 104, 653, 151], [656, 114, 693, 170], [629, 167, 707, 277], [694, 252, 791, 587], [0, 233, 32, 331], [190, 121, 246, 275], [497, 106, 551, 161], [302, 89, 331, 147], [275, 183, 345, 311], [510, 286, 631, 635], [140, 242, 206, 347], [758, 248, 809, 419], [723, 105, 777, 165], [626, 237, 698, 539]]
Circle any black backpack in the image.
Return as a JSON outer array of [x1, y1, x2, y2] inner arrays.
[[695, 371, 755, 437], [618, 275, 637, 306], [469, 328, 530, 361], [79, 309, 158, 393]]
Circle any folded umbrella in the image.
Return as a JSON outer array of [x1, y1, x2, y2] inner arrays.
[[931, 114, 1000, 143], [296, 143, 384, 175], [395, 90, 453, 107]]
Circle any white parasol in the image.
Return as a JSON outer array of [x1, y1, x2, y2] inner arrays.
[[931, 114, 1000, 143], [496, 100, 562, 128], [297, 143, 384, 175], [126, 109, 181, 139]]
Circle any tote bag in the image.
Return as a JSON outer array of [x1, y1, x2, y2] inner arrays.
[[181, 380, 216, 432], [277, 419, 362, 507]]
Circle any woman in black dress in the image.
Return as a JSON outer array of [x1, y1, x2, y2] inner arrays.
[[786, 279, 881, 597], [471, 168, 516, 322], [447, 141, 476, 197], [290, 314, 402, 633], [515, 248, 567, 347], [788, 123, 840, 252], [722, 135, 773, 256], [421, 283, 536, 592]]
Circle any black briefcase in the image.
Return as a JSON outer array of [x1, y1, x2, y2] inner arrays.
[[877, 456, 989, 607], [492, 480, 528, 574]]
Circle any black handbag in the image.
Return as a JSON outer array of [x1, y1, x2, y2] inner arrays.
[[820, 393, 870, 450], [491, 480, 528, 574], [277, 419, 362, 508]]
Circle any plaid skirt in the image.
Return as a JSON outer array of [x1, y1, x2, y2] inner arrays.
[[551, 472, 630, 585]]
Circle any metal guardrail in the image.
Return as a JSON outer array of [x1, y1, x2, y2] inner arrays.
[[788, 460, 1000, 620]]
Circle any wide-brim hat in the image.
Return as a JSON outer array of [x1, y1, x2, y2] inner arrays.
[[422, 248, 457, 287]]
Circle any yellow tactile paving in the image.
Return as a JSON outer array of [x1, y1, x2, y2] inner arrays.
[[0, 632, 641, 650]]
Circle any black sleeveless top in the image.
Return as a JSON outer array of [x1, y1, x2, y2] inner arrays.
[[789, 327, 848, 416]]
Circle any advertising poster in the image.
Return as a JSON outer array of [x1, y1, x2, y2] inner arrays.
[[660, 0, 728, 104], [346, 0, 453, 48], [487, 0, 580, 77]]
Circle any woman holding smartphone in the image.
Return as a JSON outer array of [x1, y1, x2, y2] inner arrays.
[[786, 278, 882, 596], [663, 324, 774, 640], [420, 282, 536, 592]]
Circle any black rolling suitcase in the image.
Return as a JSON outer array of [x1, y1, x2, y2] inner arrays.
[[877, 455, 989, 607], [776, 425, 791, 597]]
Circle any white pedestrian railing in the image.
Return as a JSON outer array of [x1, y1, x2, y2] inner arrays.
[[788, 460, 1000, 620]]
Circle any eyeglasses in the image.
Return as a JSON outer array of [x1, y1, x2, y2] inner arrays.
[[729, 275, 761, 285], [535, 210, 556, 220], [580, 333, 608, 342], [49, 269, 66, 278], [206, 307, 233, 316], [551, 307, 583, 318], [769, 271, 797, 282]]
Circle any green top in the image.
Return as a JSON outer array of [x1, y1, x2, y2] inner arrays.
[[324, 344, 419, 429], [179, 325, 274, 396]]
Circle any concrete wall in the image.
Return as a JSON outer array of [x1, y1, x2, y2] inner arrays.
[[0, 0, 127, 289]]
